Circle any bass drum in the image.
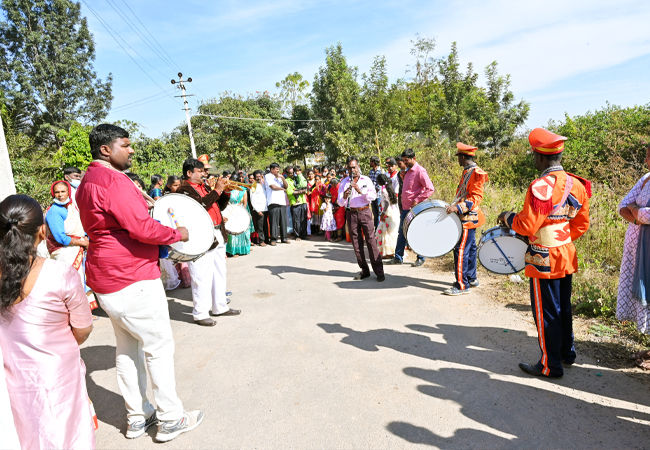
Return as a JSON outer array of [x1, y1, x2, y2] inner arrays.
[[222, 204, 252, 236], [151, 194, 215, 263], [403, 200, 463, 258], [477, 226, 528, 274]]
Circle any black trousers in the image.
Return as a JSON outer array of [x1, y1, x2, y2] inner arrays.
[[252, 210, 268, 243], [347, 207, 384, 276], [530, 275, 575, 377], [291, 203, 308, 238], [268, 203, 287, 242], [371, 199, 380, 229]]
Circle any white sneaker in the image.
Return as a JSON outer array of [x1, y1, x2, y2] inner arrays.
[[126, 412, 157, 439], [155, 410, 204, 442]]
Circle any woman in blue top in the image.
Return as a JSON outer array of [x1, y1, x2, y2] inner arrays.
[[148, 174, 164, 200], [45, 181, 97, 311], [226, 174, 252, 257]]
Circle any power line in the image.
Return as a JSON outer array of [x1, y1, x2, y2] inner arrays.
[[120, 0, 183, 72], [99, 0, 173, 81], [192, 114, 328, 122], [80, 0, 181, 107], [105, 0, 176, 72], [111, 89, 176, 112]]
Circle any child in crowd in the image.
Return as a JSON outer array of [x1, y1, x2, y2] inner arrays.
[[320, 193, 337, 241]]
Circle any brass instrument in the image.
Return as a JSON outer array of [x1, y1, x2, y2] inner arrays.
[[226, 180, 254, 191]]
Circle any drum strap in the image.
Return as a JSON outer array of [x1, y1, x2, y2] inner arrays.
[[452, 164, 477, 205]]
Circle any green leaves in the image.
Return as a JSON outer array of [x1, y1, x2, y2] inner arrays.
[[192, 92, 290, 171], [0, 0, 113, 146]]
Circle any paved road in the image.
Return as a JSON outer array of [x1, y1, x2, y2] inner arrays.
[[86, 237, 650, 449]]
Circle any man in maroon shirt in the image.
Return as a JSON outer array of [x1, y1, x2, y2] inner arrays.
[[178, 158, 241, 326], [77, 124, 203, 443]]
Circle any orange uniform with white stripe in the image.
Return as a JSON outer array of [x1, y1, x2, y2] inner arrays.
[[453, 165, 488, 229], [506, 170, 590, 279]]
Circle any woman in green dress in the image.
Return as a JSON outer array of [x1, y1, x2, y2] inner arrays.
[[226, 173, 252, 256]]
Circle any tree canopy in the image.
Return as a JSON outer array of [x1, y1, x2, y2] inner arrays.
[[0, 0, 113, 146]]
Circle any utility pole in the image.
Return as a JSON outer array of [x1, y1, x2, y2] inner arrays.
[[0, 114, 16, 201], [171, 73, 197, 158]]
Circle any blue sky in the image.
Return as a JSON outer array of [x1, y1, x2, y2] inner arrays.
[[82, 0, 650, 138]]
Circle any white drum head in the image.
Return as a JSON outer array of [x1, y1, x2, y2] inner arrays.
[[406, 207, 463, 258], [478, 236, 527, 274], [222, 204, 251, 235], [152, 194, 214, 256]]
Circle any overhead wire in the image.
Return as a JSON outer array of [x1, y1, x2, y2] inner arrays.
[[100, 0, 174, 81], [80, 0, 182, 107], [111, 89, 177, 112], [105, 0, 176, 72], [192, 114, 328, 122], [120, 0, 183, 72]]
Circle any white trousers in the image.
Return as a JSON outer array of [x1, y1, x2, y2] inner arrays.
[[188, 234, 228, 320], [95, 279, 183, 424]]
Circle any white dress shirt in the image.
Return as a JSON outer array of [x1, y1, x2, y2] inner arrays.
[[265, 173, 287, 206], [250, 182, 268, 212]]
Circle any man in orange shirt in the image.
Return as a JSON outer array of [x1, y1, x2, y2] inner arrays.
[[498, 128, 590, 378], [444, 143, 488, 295]]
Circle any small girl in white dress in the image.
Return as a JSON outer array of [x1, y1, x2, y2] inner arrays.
[[320, 193, 337, 240]]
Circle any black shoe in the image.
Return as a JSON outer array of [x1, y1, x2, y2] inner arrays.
[[194, 318, 216, 327], [354, 272, 371, 280], [561, 359, 575, 366], [518, 362, 563, 378], [412, 259, 425, 267], [384, 258, 403, 265], [377, 275, 385, 282]]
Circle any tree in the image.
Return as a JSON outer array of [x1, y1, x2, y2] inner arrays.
[[434, 42, 478, 143], [0, 0, 113, 146], [192, 92, 289, 171], [285, 104, 318, 168], [406, 34, 442, 135], [311, 43, 361, 161], [275, 72, 310, 114], [468, 62, 529, 151]]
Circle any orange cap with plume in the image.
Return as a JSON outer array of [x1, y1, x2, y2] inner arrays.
[[197, 154, 212, 169]]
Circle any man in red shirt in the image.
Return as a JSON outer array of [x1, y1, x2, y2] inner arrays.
[[77, 124, 203, 442], [178, 158, 241, 327]]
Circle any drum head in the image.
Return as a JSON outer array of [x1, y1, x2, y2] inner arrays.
[[478, 235, 528, 274], [406, 206, 463, 258], [152, 194, 214, 256], [222, 204, 251, 236]]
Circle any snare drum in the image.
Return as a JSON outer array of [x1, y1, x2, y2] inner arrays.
[[403, 200, 463, 258], [477, 226, 528, 274], [151, 194, 215, 263], [222, 204, 252, 236]]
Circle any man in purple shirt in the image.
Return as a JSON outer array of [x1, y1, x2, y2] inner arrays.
[[386, 148, 436, 266], [337, 156, 385, 281]]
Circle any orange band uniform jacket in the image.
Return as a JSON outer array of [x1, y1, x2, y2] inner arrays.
[[506, 170, 590, 279], [454, 165, 488, 229]]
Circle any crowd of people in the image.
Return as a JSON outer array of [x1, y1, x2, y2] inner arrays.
[[4, 121, 650, 449]]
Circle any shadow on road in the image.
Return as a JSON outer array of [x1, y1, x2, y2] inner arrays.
[[318, 322, 650, 449], [166, 289, 195, 324], [81, 345, 125, 434]]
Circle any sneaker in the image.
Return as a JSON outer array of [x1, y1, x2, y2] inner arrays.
[[156, 410, 204, 443], [443, 286, 471, 296], [126, 412, 158, 439], [384, 258, 403, 265], [469, 279, 480, 287]]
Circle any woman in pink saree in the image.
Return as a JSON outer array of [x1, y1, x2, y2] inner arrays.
[[0, 195, 95, 449]]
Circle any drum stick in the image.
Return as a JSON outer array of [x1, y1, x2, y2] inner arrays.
[[167, 208, 179, 228]]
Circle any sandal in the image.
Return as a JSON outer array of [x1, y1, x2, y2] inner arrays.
[[635, 357, 650, 370], [260, 242, 267, 247], [629, 350, 650, 360], [270, 242, 277, 246]]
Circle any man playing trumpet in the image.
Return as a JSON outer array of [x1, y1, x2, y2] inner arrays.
[[179, 158, 241, 327]]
